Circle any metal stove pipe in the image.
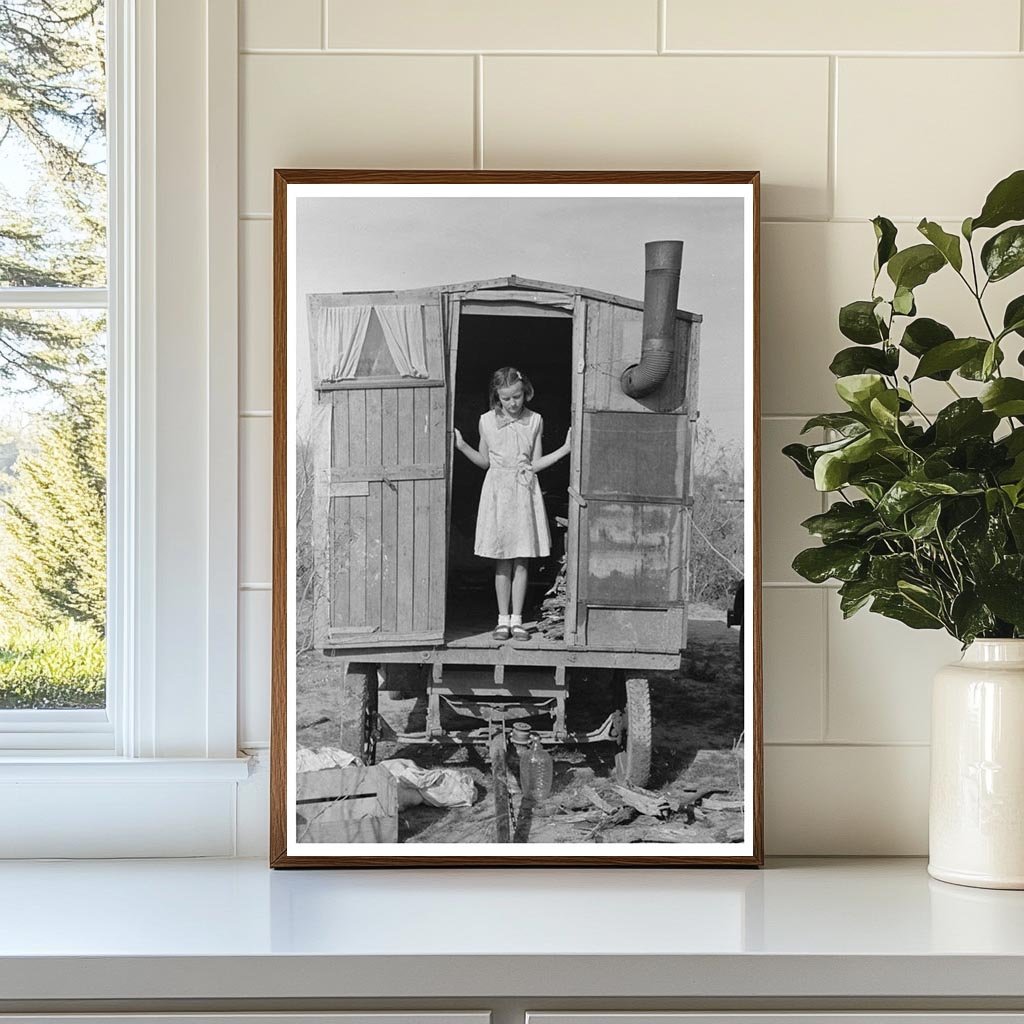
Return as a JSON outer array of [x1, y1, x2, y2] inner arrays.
[[620, 240, 684, 398]]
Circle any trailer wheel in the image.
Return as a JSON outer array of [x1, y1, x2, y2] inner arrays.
[[341, 662, 379, 764], [613, 677, 652, 788]]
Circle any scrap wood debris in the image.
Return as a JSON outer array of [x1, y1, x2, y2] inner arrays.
[[536, 516, 568, 640], [610, 783, 673, 820]]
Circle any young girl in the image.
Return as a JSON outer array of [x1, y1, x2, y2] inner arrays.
[[454, 367, 571, 641]]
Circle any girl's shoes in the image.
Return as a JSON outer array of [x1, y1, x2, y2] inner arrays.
[[510, 624, 530, 641], [492, 625, 512, 641]]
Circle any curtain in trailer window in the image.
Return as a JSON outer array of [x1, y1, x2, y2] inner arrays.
[[315, 305, 373, 380], [375, 305, 429, 379]]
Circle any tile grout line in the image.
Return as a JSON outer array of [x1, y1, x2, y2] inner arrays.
[[827, 55, 838, 221], [321, 0, 328, 50], [1021, 0, 1024, 52], [820, 587, 830, 743], [474, 54, 484, 169], [765, 585, 835, 593], [766, 740, 931, 748], [237, 47, 1024, 57], [657, 0, 666, 54], [819, 426, 831, 743]]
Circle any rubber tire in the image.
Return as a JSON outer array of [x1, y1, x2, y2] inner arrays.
[[340, 662, 379, 764], [613, 677, 652, 788]]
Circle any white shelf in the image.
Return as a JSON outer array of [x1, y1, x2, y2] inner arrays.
[[1, 857, 1023, 1002]]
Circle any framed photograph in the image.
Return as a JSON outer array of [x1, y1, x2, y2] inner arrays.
[[270, 170, 762, 866]]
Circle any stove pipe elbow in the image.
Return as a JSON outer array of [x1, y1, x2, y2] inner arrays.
[[620, 240, 684, 398]]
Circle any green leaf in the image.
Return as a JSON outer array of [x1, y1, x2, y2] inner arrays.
[[1008, 508, 1024, 546], [877, 479, 958, 524], [960, 344, 1004, 381], [981, 225, 1024, 282], [1003, 481, 1024, 507], [900, 318, 955, 369], [838, 579, 880, 618], [917, 219, 963, 272], [985, 487, 1008, 514], [868, 389, 902, 430], [829, 345, 899, 378], [835, 373, 887, 414], [1006, 427, 1024, 456], [908, 500, 942, 539], [839, 299, 887, 345], [962, 216, 974, 241], [792, 543, 866, 584], [782, 442, 815, 479], [950, 593, 995, 644], [809, 433, 866, 456], [976, 578, 1024, 629], [856, 481, 885, 504], [872, 216, 898, 277], [871, 594, 943, 629], [932, 470, 987, 494], [982, 341, 1000, 381], [800, 413, 865, 435], [868, 552, 915, 587], [887, 243, 946, 291], [971, 168, 1024, 232], [1003, 295, 1024, 339], [911, 337, 988, 381], [845, 431, 888, 465], [814, 450, 851, 491], [800, 501, 879, 543], [934, 399, 999, 444], [980, 378, 1024, 418], [892, 286, 916, 316]]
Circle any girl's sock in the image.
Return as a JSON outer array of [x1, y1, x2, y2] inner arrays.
[[509, 614, 522, 627], [498, 614, 511, 627]]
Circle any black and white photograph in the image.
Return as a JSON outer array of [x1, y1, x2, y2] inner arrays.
[[272, 171, 761, 866]]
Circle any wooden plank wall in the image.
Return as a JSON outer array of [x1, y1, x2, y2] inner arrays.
[[315, 299, 448, 645], [327, 384, 446, 640], [582, 298, 693, 414]]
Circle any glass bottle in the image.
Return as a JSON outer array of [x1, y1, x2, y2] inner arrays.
[[519, 735, 554, 801]]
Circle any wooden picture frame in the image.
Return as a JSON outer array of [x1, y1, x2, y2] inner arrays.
[[271, 170, 762, 866]]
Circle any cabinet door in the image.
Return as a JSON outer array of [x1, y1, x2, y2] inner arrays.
[[528, 1016, 1024, 1024], [0, 1015, 489, 1024]]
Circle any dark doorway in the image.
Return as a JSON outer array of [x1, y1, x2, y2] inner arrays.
[[446, 312, 573, 638]]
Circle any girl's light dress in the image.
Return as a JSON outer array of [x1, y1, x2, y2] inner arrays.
[[473, 408, 552, 560]]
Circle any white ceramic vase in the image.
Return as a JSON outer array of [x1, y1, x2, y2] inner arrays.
[[929, 639, 1024, 889]]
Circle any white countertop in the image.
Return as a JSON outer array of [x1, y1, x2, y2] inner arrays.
[[2, 857, 1024, 1001]]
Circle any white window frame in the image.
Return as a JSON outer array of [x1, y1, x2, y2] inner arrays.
[[0, 0, 248, 856], [0, 2, 116, 751]]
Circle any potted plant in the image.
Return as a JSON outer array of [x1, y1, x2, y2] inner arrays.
[[785, 169, 1024, 888]]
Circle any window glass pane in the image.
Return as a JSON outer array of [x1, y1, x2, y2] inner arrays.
[[0, 1, 107, 288], [0, 309, 106, 709], [353, 310, 400, 378]]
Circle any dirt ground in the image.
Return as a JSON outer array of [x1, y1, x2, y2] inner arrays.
[[295, 613, 745, 845]]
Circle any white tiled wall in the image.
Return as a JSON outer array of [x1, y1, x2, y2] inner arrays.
[[236, 0, 1023, 854]]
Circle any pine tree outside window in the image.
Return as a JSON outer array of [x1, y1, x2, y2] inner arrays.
[[0, 2, 109, 730]]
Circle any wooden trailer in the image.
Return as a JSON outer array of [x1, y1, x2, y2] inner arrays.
[[306, 258, 701, 810]]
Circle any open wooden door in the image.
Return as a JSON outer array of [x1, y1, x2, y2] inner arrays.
[[568, 297, 700, 652], [309, 290, 448, 649]]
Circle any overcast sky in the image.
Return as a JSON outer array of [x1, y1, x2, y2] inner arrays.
[[295, 195, 746, 445]]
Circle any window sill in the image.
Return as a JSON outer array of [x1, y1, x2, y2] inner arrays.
[[0, 754, 252, 782]]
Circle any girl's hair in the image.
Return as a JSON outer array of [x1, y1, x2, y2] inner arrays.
[[488, 366, 534, 411]]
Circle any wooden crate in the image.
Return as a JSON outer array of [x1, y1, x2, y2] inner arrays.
[[295, 764, 398, 844]]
